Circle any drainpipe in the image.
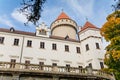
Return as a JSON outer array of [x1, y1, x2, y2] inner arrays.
[[20, 36, 25, 63]]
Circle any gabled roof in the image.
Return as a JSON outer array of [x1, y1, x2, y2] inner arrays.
[[80, 21, 99, 32], [56, 12, 70, 20]]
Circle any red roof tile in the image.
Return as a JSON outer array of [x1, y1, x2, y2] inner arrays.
[[56, 12, 70, 20], [50, 35, 79, 42], [80, 21, 99, 32], [0, 28, 35, 36]]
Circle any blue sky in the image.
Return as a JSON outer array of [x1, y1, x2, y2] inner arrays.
[[0, 0, 115, 32]]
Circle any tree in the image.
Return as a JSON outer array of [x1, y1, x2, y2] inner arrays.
[[100, 0, 120, 80], [113, 0, 120, 11], [20, 0, 46, 25]]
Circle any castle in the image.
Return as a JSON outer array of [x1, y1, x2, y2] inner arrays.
[[0, 12, 115, 80]]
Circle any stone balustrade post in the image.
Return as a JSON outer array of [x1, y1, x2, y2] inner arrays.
[[86, 66, 92, 75], [53, 66, 58, 72]]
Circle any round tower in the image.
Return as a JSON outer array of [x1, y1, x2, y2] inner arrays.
[[50, 12, 77, 40]]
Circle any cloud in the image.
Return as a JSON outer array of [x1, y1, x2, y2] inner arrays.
[[11, 9, 27, 23], [39, 7, 61, 27], [64, 0, 95, 17], [0, 15, 15, 27]]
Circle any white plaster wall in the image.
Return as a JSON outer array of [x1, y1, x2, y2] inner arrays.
[[0, 28, 105, 69], [79, 29, 105, 69], [0, 32, 84, 67], [51, 19, 77, 30], [22, 36, 83, 67], [52, 26, 76, 39], [51, 19, 77, 40], [0, 32, 23, 62], [79, 29, 101, 41]]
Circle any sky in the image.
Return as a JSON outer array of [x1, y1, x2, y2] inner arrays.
[[0, 0, 115, 33]]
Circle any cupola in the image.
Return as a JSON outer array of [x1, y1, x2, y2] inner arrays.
[[50, 11, 78, 40]]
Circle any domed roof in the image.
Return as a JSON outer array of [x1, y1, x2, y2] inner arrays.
[[56, 12, 70, 20]]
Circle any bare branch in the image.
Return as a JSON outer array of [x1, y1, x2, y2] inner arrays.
[[20, 0, 46, 25]]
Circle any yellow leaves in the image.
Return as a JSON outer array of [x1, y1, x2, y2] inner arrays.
[[112, 50, 120, 61], [107, 11, 120, 21], [100, 14, 120, 41], [102, 10, 120, 80], [101, 10, 120, 63], [104, 51, 111, 64]]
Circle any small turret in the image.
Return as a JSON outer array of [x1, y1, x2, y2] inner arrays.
[[78, 21, 104, 69], [79, 21, 101, 41]]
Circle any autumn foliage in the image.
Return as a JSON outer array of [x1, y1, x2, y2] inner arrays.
[[100, 11, 120, 80]]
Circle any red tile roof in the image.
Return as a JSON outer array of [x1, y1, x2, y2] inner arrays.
[[80, 21, 99, 32], [0, 28, 79, 42], [56, 12, 70, 20], [50, 35, 79, 42], [0, 28, 35, 36]]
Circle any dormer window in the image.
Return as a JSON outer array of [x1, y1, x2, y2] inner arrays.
[[10, 27, 15, 32], [39, 29, 46, 35], [65, 35, 69, 40]]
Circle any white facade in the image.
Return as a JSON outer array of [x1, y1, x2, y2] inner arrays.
[[0, 12, 105, 70]]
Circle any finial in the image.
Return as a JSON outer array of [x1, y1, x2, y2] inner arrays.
[[61, 8, 64, 12], [85, 16, 88, 21]]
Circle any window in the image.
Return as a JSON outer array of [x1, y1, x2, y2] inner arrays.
[[40, 42, 45, 49], [10, 59, 16, 64], [76, 47, 81, 53], [10, 59, 16, 68], [0, 37, 4, 44], [52, 63, 57, 66], [65, 45, 69, 52], [25, 60, 30, 69], [86, 44, 89, 51], [27, 40, 32, 47], [65, 35, 69, 40], [78, 66, 83, 73], [52, 43, 57, 50], [78, 66, 83, 68], [100, 62, 104, 69], [14, 38, 19, 46], [66, 64, 70, 72], [96, 43, 100, 49], [25, 60, 30, 64], [39, 62, 44, 65], [89, 63, 92, 68], [39, 29, 46, 35], [39, 62, 44, 70]]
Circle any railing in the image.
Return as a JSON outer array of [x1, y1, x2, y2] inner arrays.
[[0, 62, 115, 80]]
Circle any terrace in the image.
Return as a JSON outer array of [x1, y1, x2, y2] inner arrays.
[[0, 62, 115, 80]]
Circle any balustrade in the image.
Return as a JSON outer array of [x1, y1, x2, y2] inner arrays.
[[0, 62, 114, 80]]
